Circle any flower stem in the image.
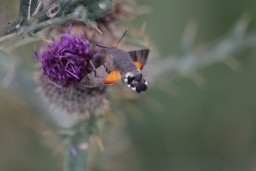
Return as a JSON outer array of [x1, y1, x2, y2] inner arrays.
[[64, 115, 99, 171], [64, 120, 89, 171]]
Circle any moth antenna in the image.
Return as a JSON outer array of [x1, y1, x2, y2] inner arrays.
[[94, 47, 101, 53], [116, 30, 127, 47], [96, 44, 108, 48]]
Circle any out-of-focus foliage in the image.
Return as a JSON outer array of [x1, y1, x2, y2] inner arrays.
[[1, 0, 256, 171]]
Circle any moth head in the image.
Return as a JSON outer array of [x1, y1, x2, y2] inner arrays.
[[108, 46, 118, 54], [124, 72, 147, 93]]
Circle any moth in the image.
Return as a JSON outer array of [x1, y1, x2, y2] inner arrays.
[[80, 31, 150, 93]]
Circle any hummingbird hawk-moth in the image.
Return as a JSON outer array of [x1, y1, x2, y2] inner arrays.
[[80, 31, 150, 93]]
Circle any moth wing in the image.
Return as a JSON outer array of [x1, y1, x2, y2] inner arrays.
[[80, 59, 120, 88], [127, 49, 150, 70], [104, 70, 121, 85], [133, 61, 144, 70]]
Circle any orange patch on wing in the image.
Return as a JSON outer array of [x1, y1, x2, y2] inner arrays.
[[134, 61, 143, 70], [104, 70, 121, 85]]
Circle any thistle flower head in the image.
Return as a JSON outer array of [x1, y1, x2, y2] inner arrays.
[[34, 26, 108, 116], [34, 25, 100, 88]]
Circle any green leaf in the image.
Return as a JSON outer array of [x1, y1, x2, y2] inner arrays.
[[86, 0, 113, 20], [1, 0, 113, 38], [70, 0, 113, 33], [19, 0, 44, 18]]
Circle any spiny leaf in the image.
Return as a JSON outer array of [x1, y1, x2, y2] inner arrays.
[[1, 0, 113, 36], [19, 0, 43, 18], [86, 0, 114, 20]]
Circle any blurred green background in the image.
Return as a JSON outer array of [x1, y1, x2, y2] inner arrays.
[[2, 0, 256, 171]]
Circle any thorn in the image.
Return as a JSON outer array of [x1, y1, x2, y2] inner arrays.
[[181, 18, 198, 52], [95, 27, 103, 34], [42, 130, 59, 135], [143, 36, 153, 49], [139, 22, 147, 36], [190, 71, 207, 88], [104, 109, 118, 122], [52, 139, 69, 156], [225, 58, 241, 72], [233, 13, 251, 38], [86, 19, 103, 34], [96, 135, 105, 152]]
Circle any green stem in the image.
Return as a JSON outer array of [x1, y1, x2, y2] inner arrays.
[[64, 120, 89, 171], [64, 116, 99, 171], [33, 16, 69, 33]]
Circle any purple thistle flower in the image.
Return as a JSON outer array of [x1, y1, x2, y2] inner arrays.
[[34, 25, 100, 88], [34, 26, 108, 115]]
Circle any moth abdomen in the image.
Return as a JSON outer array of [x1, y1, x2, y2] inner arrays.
[[126, 73, 147, 93], [134, 80, 147, 93]]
